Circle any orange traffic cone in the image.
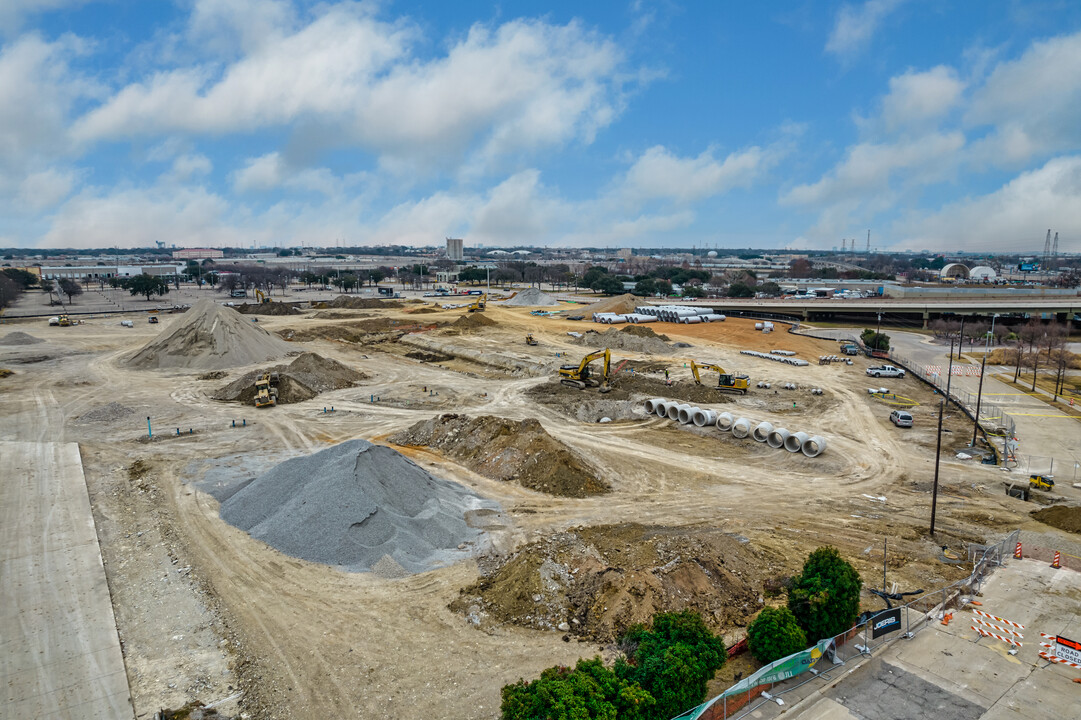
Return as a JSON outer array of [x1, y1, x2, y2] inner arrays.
[[941, 613, 953, 626], [1051, 551, 1061, 569], [1014, 542, 1023, 559]]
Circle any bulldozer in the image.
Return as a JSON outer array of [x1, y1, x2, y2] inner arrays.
[[57, 314, 72, 327], [525, 334, 538, 345], [690, 360, 749, 395], [254, 371, 280, 408], [466, 293, 486, 312], [558, 348, 612, 392], [1029, 474, 1055, 491], [255, 289, 271, 304]]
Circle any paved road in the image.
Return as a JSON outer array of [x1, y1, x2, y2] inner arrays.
[[0, 441, 134, 720], [888, 332, 1081, 480]]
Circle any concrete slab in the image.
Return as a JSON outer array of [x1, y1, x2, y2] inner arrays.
[[0, 441, 134, 720], [785, 558, 1081, 720]]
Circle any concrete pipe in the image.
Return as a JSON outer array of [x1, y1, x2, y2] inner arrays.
[[693, 408, 717, 427], [677, 405, 699, 424], [643, 398, 666, 414], [802, 435, 828, 458], [731, 417, 752, 438], [752, 421, 774, 442], [608, 316, 628, 324], [755, 322, 763, 330], [655, 400, 676, 418], [668, 403, 691, 421], [785, 431, 810, 453], [715, 411, 735, 431], [767, 428, 790, 449]]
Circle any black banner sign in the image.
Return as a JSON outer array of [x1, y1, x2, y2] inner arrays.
[[871, 608, 903, 638]]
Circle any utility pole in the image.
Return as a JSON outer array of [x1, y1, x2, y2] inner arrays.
[[882, 537, 888, 593], [971, 314, 997, 447], [944, 317, 964, 405], [930, 399, 944, 536], [866, 229, 871, 253]]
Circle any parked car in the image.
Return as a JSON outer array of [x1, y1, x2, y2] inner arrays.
[[890, 410, 913, 428], [867, 364, 906, 378]]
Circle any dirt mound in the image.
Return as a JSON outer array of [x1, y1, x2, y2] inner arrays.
[[446, 313, 497, 333], [572, 327, 680, 355], [213, 352, 367, 404], [125, 298, 291, 371], [280, 318, 439, 344], [220, 439, 499, 573], [315, 295, 403, 310], [580, 293, 638, 315], [0, 368, 12, 379], [410, 307, 442, 314], [76, 401, 135, 424], [1032, 505, 1081, 534], [453, 524, 768, 640], [620, 324, 670, 341], [526, 374, 733, 407], [503, 287, 560, 306], [391, 414, 608, 497], [235, 302, 301, 316], [0, 331, 45, 345]]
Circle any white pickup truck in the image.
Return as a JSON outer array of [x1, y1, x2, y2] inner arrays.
[[867, 364, 906, 378]]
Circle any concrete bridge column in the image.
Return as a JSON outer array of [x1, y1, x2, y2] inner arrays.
[[922, 309, 929, 329]]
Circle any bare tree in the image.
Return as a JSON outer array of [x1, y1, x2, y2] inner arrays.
[[1014, 319, 1043, 382], [1044, 323, 1068, 399]]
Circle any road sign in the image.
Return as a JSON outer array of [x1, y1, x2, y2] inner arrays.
[[1054, 636, 1081, 665]]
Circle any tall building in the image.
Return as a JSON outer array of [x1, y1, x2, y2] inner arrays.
[[446, 237, 464, 261], [172, 248, 223, 260]]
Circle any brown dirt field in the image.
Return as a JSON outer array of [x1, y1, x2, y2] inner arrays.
[[314, 295, 403, 309], [236, 302, 302, 316], [621, 324, 671, 341], [452, 523, 771, 641], [390, 414, 608, 497], [1031, 505, 1081, 534]]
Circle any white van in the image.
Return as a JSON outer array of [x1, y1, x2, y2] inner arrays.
[[890, 410, 913, 428]]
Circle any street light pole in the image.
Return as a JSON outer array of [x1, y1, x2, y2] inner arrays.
[[930, 399, 945, 537], [971, 314, 997, 447]]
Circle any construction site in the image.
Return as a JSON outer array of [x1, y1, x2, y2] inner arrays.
[[3, 290, 1080, 720]]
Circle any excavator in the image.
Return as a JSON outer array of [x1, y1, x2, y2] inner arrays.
[[558, 348, 612, 392], [690, 360, 749, 395], [255, 289, 272, 304], [466, 293, 486, 312], [525, 334, 538, 345], [254, 371, 280, 408]]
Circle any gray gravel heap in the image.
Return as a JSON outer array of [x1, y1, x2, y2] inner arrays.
[[220, 439, 498, 574], [0, 331, 45, 345], [76, 401, 135, 423]]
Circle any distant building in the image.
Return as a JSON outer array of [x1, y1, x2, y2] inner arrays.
[[39, 263, 185, 280], [172, 248, 223, 260], [617, 248, 633, 260], [446, 237, 464, 261]]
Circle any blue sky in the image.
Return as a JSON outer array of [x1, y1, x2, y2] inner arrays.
[[1, 0, 1080, 252]]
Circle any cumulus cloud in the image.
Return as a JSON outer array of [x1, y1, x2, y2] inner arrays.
[[618, 145, 777, 204], [825, 0, 905, 58], [74, 9, 626, 176], [169, 154, 212, 181], [0, 0, 89, 35], [966, 30, 1081, 164], [17, 167, 76, 210], [880, 66, 964, 130], [893, 156, 1081, 251]]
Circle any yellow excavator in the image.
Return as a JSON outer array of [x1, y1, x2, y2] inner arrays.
[[466, 293, 486, 312], [690, 360, 749, 395], [526, 334, 538, 345], [559, 348, 612, 392], [254, 371, 280, 408], [255, 289, 271, 304]]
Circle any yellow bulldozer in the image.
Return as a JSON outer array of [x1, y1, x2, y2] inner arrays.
[[254, 371, 280, 408], [525, 333, 538, 345], [1029, 474, 1055, 491], [690, 360, 749, 395], [558, 348, 612, 392]]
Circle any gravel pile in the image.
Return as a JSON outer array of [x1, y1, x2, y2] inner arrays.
[[504, 288, 560, 306], [220, 439, 499, 573], [77, 401, 135, 423], [125, 298, 291, 371], [572, 327, 677, 354], [0, 331, 45, 345]]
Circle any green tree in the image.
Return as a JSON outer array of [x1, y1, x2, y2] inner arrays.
[[593, 275, 625, 295], [860, 329, 890, 351], [787, 547, 863, 643], [57, 278, 83, 303], [458, 266, 487, 284], [681, 284, 705, 298], [501, 657, 654, 720], [582, 266, 608, 290], [747, 607, 807, 664], [615, 611, 726, 720], [368, 268, 386, 286], [2, 268, 39, 289], [727, 282, 754, 298], [125, 274, 171, 301], [40, 278, 55, 303], [633, 278, 656, 296]]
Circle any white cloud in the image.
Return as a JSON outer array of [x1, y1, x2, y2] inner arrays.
[[74, 10, 626, 175], [893, 155, 1081, 251], [17, 167, 76, 210], [233, 152, 285, 192], [966, 31, 1081, 164], [232, 152, 345, 196], [0, 0, 89, 35], [825, 0, 904, 58], [618, 145, 776, 204], [880, 66, 964, 131], [169, 154, 212, 181], [187, 0, 297, 56], [784, 132, 964, 206]]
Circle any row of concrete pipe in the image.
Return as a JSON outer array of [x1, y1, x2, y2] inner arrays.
[[642, 397, 827, 458]]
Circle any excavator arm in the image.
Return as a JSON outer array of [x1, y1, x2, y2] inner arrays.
[[558, 348, 612, 392], [689, 360, 749, 395]]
